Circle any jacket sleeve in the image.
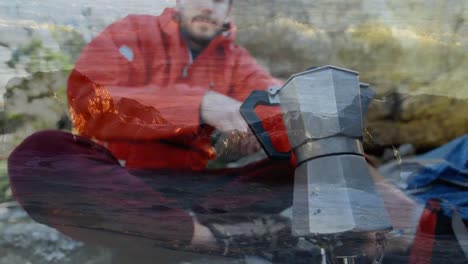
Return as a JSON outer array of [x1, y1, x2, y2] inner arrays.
[[229, 48, 292, 154], [67, 16, 205, 143]]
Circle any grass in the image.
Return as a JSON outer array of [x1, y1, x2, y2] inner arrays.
[[0, 159, 12, 203]]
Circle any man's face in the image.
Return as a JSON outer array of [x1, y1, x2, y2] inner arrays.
[[177, 0, 231, 42]]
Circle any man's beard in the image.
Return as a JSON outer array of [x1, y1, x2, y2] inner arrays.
[[189, 30, 213, 46], [180, 26, 216, 49], [178, 12, 224, 49]]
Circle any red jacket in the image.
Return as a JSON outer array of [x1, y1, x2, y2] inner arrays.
[[68, 8, 291, 170]]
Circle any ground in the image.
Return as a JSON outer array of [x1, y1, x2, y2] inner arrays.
[[0, 201, 247, 264]]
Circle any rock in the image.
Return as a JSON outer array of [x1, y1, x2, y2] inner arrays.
[[365, 93, 468, 152], [0, 202, 113, 264], [0, 202, 246, 264], [230, 0, 467, 153]]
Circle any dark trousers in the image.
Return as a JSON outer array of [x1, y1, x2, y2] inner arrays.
[[7, 130, 294, 248]]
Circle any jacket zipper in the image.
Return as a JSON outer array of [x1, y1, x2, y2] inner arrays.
[[182, 46, 193, 79], [181, 42, 216, 89]]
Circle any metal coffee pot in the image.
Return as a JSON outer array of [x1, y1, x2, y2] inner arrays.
[[241, 66, 392, 263]]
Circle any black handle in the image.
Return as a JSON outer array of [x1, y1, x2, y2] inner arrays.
[[240, 90, 291, 160]]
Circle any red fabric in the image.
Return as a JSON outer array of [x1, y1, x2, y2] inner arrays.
[[409, 200, 441, 264], [67, 8, 290, 170]]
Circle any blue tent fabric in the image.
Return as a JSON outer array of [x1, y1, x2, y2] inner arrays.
[[407, 135, 468, 218], [379, 135, 468, 219], [410, 135, 468, 189]]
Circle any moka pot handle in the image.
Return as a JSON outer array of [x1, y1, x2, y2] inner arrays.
[[240, 90, 291, 160]]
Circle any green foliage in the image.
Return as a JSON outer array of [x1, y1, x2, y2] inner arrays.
[[6, 38, 72, 74], [4, 25, 86, 75], [0, 160, 10, 203], [1, 26, 85, 156], [3, 70, 70, 136], [50, 26, 87, 64]]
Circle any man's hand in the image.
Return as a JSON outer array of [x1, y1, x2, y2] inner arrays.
[[198, 213, 297, 255], [191, 217, 219, 251], [213, 130, 262, 162], [201, 91, 262, 161], [201, 91, 249, 132]]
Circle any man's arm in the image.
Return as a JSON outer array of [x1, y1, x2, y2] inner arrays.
[[197, 48, 287, 162], [227, 47, 292, 154], [68, 15, 209, 146], [199, 46, 283, 133], [69, 70, 206, 141]]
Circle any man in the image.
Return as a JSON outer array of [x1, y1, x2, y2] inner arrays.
[[8, 0, 423, 260], [67, 0, 287, 170], [8, 0, 296, 255]]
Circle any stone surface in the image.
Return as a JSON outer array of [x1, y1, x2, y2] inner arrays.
[[0, 202, 113, 264], [0, 202, 245, 264], [364, 93, 468, 152]]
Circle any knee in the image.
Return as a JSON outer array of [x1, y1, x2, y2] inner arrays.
[[8, 129, 114, 167], [7, 130, 67, 189], [8, 131, 67, 177], [9, 130, 75, 158], [8, 129, 118, 184]]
